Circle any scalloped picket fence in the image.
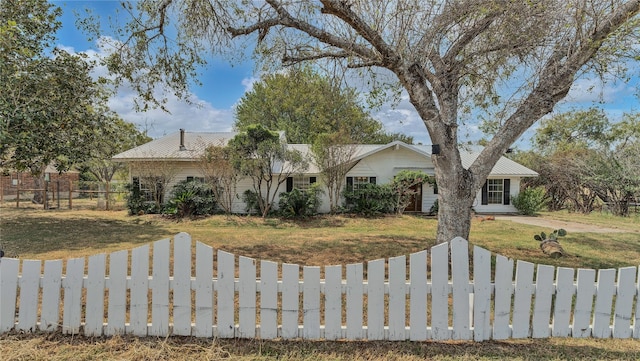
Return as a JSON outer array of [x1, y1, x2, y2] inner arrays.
[[1, 232, 638, 340]]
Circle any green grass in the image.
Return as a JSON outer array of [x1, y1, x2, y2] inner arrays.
[[1, 201, 638, 269], [1, 201, 639, 360]]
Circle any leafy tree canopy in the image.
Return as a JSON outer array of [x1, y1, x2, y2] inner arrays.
[[91, 0, 640, 242], [0, 0, 122, 175], [235, 67, 412, 144]]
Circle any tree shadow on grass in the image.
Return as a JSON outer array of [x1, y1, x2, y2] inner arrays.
[[0, 215, 170, 258]]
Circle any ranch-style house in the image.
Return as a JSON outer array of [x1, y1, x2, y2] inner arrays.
[[113, 130, 538, 214]]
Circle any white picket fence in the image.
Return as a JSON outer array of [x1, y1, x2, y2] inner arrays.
[[1, 232, 639, 340]]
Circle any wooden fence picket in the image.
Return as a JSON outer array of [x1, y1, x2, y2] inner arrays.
[[194, 242, 213, 338], [573, 269, 596, 338], [151, 239, 170, 337], [409, 250, 428, 341], [2, 233, 640, 341], [531, 264, 554, 338], [303, 266, 321, 339], [238, 256, 256, 338], [346, 262, 364, 340], [388, 255, 406, 340], [324, 265, 342, 340], [40, 260, 62, 332], [217, 250, 235, 338], [472, 246, 491, 341], [106, 250, 127, 336], [62, 257, 84, 335], [613, 267, 636, 338], [17, 260, 40, 332], [0, 258, 20, 333], [85, 254, 106, 336], [367, 258, 385, 340], [552, 267, 574, 337], [281, 263, 299, 339], [259, 260, 278, 339], [173, 233, 192, 336], [493, 255, 513, 340], [592, 269, 616, 338], [451, 238, 470, 340], [430, 242, 449, 340], [130, 244, 149, 336]]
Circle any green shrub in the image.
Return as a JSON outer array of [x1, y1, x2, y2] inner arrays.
[[165, 180, 216, 218], [125, 180, 160, 215], [429, 199, 439, 215], [512, 186, 547, 215], [342, 183, 395, 216], [242, 189, 262, 214], [278, 184, 323, 218]]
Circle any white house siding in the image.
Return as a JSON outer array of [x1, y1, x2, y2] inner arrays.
[[472, 177, 522, 213], [348, 146, 434, 185], [422, 184, 438, 214]]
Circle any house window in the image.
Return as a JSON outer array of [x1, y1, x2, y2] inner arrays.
[[286, 176, 317, 192], [133, 176, 164, 203], [346, 176, 376, 191], [487, 179, 503, 204], [186, 176, 205, 183], [481, 179, 511, 205]]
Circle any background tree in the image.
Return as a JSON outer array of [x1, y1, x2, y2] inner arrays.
[[516, 110, 640, 216], [79, 117, 151, 187], [235, 67, 412, 144], [96, 0, 640, 243], [198, 142, 240, 214], [1, 0, 115, 176], [311, 131, 359, 213], [228, 124, 308, 217]]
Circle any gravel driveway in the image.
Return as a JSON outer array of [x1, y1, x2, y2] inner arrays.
[[494, 215, 631, 233]]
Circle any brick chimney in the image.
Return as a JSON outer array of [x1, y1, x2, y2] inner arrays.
[[179, 129, 186, 151]]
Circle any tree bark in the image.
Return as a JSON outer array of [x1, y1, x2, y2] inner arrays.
[[434, 160, 476, 243]]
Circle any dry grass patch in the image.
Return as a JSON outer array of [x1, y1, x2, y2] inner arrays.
[[1, 332, 640, 360]]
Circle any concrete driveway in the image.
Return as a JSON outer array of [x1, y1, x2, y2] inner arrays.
[[494, 215, 632, 233]]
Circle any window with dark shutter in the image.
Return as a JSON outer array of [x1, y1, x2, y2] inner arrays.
[[310, 176, 316, 184], [369, 177, 376, 184], [286, 177, 293, 192], [481, 182, 488, 205], [503, 179, 511, 205], [346, 177, 353, 191]]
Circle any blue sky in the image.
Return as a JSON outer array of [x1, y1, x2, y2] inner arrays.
[[50, 1, 638, 146]]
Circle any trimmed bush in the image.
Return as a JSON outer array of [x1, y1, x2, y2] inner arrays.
[[278, 183, 323, 218], [165, 180, 216, 218], [342, 183, 395, 216], [512, 186, 547, 215]]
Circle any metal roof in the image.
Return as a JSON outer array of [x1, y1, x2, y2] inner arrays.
[[114, 132, 538, 177]]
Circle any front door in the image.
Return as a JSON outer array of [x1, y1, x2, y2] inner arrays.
[[405, 184, 423, 212]]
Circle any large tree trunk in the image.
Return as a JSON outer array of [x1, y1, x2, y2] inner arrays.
[[434, 162, 476, 243]]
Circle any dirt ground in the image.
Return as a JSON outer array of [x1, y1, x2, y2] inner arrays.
[[494, 215, 630, 233]]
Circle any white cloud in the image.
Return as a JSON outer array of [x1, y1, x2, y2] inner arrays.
[[241, 76, 259, 93], [59, 37, 237, 139]]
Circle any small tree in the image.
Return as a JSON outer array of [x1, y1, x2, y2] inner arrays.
[[391, 170, 433, 215], [511, 186, 547, 216], [130, 156, 178, 212], [228, 124, 309, 217], [198, 142, 240, 214], [312, 131, 358, 213]]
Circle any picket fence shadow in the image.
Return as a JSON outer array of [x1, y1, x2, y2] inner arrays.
[[1, 232, 639, 341]]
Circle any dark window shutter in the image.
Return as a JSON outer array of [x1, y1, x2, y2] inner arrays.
[[346, 177, 353, 191], [310, 177, 316, 184], [433, 182, 438, 195], [481, 181, 488, 205], [370, 177, 376, 185], [186, 176, 194, 182], [503, 179, 511, 205], [286, 177, 293, 192]]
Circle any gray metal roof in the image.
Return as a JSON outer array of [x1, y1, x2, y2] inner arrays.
[[112, 131, 238, 161], [114, 132, 537, 177]]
